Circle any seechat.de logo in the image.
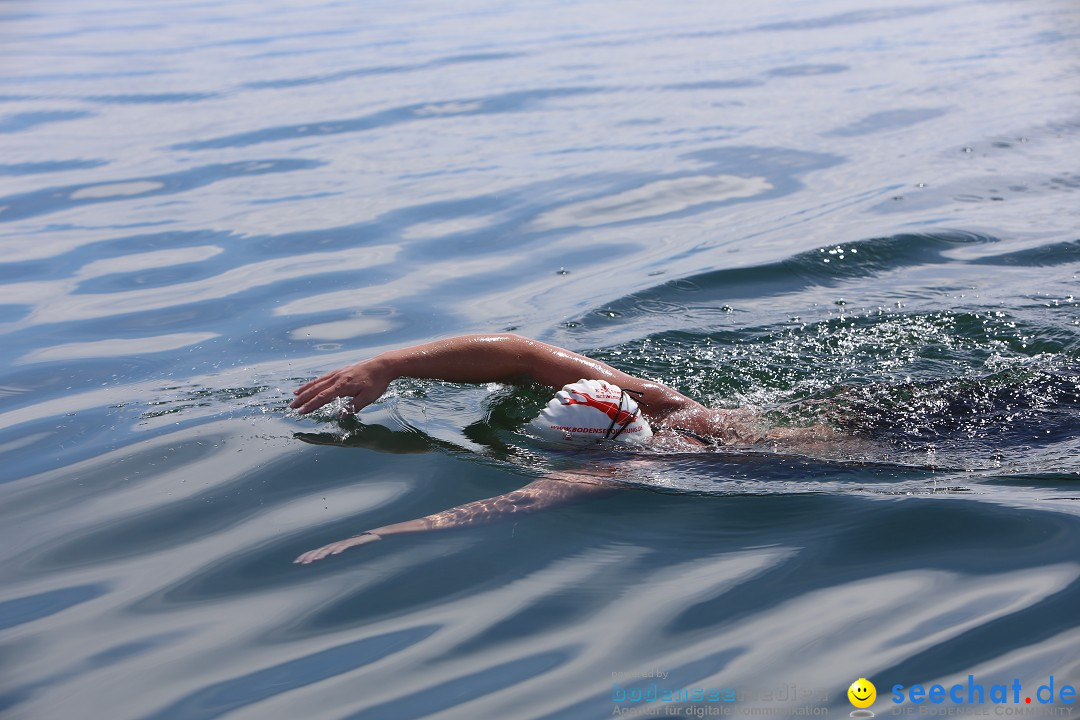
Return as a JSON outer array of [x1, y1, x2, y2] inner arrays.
[[848, 678, 877, 718]]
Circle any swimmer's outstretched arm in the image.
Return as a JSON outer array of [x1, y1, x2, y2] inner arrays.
[[294, 473, 617, 564], [290, 333, 701, 419]]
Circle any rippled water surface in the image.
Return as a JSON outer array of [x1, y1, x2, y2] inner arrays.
[[2, 0, 1079, 718]]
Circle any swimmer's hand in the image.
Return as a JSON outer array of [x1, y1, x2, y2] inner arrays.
[[294, 532, 381, 564], [290, 359, 391, 415]]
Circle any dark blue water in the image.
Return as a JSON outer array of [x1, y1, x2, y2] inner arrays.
[[1, 0, 1078, 718]]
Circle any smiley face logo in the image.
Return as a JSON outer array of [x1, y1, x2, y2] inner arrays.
[[848, 678, 876, 709]]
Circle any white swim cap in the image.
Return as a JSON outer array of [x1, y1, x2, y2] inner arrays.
[[528, 379, 653, 446]]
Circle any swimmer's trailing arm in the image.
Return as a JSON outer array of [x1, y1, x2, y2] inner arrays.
[[290, 333, 700, 419], [294, 473, 617, 564]]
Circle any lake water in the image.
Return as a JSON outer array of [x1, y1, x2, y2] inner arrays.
[[1, 0, 1078, 718]]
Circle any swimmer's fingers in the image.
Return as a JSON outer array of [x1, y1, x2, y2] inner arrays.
[[291, 370, 357, 414], [291, 361, 392, 415], [291, 380, 345, 414], [293, 371, 331, 396], [291, 371, 341, 411], [294, 532, 381, 564]]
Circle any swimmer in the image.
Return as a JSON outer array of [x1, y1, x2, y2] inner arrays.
[[290, 333, 836, 563]]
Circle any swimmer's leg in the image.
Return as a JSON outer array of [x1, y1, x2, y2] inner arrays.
[[294, 474, 618, 564]]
